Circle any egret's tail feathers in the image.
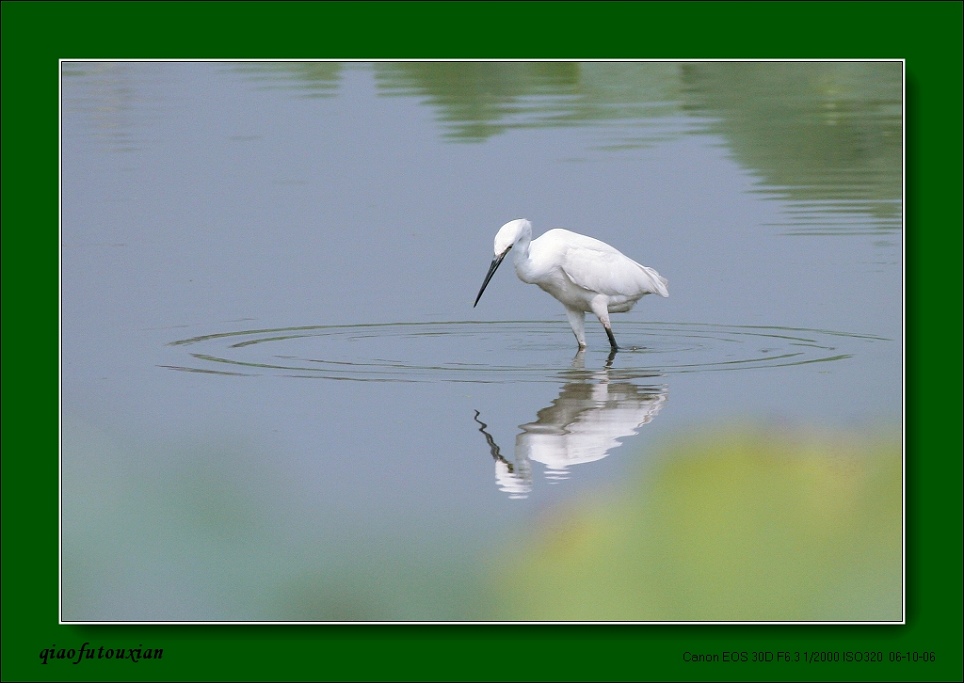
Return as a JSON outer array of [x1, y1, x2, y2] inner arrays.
[[639, 264, 669, 297], [656, 272, 669, 297]]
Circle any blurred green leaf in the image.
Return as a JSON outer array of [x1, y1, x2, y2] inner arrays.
[[487, 426, 902, 621]]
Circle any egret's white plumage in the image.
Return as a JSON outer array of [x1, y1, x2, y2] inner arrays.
[[474, 219, 668, 350]]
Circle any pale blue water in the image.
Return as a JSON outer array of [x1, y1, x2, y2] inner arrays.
[[60, 61, 903, 621]]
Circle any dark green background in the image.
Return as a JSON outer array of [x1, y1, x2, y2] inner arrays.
[[2, 1, 961, 680]]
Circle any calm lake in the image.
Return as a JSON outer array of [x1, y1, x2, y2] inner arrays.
[[60, 61, 903, 622]]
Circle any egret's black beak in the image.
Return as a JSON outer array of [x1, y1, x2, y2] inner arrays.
[[473, 249, 508, 307]]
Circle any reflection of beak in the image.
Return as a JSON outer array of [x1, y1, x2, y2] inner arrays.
[[473, 249, 508, 307]]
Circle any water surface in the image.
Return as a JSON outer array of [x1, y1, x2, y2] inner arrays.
[[61, 61, 903, 622]]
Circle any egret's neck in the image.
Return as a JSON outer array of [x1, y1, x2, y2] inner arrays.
[[513, 233, 531, 259], [511, 232, 537, 281]]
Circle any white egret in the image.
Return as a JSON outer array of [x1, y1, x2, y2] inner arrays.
[[473, 219, 668, 350]]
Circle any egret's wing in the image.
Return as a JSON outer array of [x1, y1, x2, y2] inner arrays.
[[561, 243, 669, 298]]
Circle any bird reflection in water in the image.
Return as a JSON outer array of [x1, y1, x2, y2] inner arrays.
[[474, 351, 667, 498]]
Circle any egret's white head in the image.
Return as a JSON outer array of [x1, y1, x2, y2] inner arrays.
[[493, 219, 532, 256], [474, 218, 532, 308]]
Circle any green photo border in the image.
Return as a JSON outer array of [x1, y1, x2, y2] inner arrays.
[[2, 1, 961, 680]]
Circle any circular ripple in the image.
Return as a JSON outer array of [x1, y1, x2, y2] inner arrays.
[[162, 321, 888, 383]]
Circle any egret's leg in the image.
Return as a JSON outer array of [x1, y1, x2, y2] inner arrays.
[[564, 306, 587, 349], [590, 297, 619, 350]]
